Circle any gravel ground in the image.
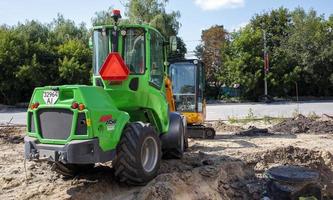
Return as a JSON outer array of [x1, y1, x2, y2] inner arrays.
[[1, 115, 333, 200]]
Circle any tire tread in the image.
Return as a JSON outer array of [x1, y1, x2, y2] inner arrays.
[[114, 122, 161, 185]]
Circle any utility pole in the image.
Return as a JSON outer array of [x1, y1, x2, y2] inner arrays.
[[263, 30, 268, 97]]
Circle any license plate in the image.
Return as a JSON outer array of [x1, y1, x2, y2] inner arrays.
[[43, 90, 59, 104]]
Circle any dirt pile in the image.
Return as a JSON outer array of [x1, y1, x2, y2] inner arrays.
[[0, 137, 261, 200], [213, 120, 244, 133], [0, 126, 24, 143], [318, 114, 333, 122], [245, 146, 333, 197], [235, 126, 273, 137], [3, 121, 333, 200], [270, 114, 333, 134], [139, 155, 260, 200]]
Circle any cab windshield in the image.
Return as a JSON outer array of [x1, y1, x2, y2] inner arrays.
[[170, 62, 196, 112], [92, 28, 145, 75]]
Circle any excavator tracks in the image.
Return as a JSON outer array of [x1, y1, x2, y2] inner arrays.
[[187, 125, 216, 139]]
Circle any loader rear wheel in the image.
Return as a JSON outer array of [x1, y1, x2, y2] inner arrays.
[[184, 121, 189, 149], [164, 125, 184, 159], [162, 114, 185, 159], [113, 122, 161, 185]]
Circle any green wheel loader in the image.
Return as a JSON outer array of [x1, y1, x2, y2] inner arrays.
[[24, 10, 186, 185]]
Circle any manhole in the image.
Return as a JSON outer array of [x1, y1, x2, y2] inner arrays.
[[266, 165, 319, 183], [265, 165, 321, 200]]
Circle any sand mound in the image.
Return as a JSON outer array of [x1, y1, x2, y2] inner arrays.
[[0, 141, 260, 200], [138, 159, 258, 200], [213, 120, 244, 133]]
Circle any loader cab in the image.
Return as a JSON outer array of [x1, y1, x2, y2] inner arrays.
[[169, 60, 205, 114], [92, 26, 166, 88], [91, 25, 170, 134]]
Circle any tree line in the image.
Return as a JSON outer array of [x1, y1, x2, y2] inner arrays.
[[0, 3, 332, 104], [197, 7, 333, 100], [0, 15, 91, 104]]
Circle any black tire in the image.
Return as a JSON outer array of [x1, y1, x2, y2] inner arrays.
[[184, 120, 189, 149], [163, 117, 185, 159], [113, 122, 161, 185], [204, 128, 216, 139]]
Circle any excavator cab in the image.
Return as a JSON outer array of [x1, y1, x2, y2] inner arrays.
[[169, 60, 204, 122], [169, 59, 215, 139]]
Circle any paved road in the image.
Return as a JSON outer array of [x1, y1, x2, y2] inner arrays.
[[1, 101, 333, 125], [0, 108, 26, 125], [206, 101, 333, 120]]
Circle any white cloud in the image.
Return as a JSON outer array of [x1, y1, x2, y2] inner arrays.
[[194, 0, 245, 11]]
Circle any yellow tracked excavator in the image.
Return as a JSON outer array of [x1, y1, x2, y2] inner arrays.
[[166, 59, 215, 139]]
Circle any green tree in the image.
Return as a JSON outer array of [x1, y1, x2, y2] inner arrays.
[[92, 7, 117, 26], [0, 27, 26, 104], [224, 26, 263, 99], [0, 16, 92, 104], [284, 8, 333, 96], [57, 39, 92, 84], [126, 0, 186, 58], [198, 25, 227, 98], [92, 0, 186, 58], [220, 7, 333, 100]]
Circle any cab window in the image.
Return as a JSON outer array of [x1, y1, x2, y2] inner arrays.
[[123, 28, 145, 74], [93, 30, 109, 75], [150, 31, 164, 88]]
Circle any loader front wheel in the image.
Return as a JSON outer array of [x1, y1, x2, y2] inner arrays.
[[113, 122, 161, 185]]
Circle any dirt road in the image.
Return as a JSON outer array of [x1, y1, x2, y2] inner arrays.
[[1, 115, 333, 200]]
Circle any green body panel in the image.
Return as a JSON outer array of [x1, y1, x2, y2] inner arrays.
[[92, 24, 169, 134], [26, 24, 170, 154], [93, 76, 169, 134], [27, 85, 129, 151]]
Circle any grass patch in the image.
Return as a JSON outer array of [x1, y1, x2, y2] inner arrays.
[[307, 112, 319, 120], [227, 115, 286, 124]]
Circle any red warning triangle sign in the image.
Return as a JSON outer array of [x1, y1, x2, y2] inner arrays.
[[99, 52, 129, 81]]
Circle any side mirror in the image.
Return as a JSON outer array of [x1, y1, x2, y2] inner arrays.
[[89, 37, 93, 49], [169, 36, 178, 52]]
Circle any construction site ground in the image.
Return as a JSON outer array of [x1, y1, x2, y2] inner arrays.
[[1, 114, 333, 200]]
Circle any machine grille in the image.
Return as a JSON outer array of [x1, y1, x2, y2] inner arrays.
[[38, 109, 73, 140]]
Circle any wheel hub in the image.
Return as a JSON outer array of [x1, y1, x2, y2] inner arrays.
[[141, 136, 158, 173]]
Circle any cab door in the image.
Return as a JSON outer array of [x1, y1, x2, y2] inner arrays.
[[149, 31, 164, 89]]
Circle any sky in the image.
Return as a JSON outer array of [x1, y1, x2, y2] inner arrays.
[[0, 0, 332, 52]]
